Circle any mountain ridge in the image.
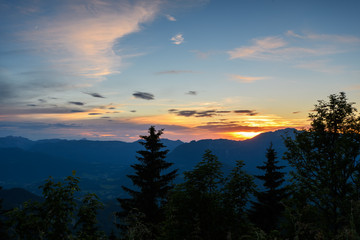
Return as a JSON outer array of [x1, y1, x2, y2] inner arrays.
[[0, 128, 296, 199]]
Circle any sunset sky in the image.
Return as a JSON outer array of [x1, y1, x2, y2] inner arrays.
[[1, 0, 359, 142]]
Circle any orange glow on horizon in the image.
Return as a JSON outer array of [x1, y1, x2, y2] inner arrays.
[[229, 131, 263, 140]]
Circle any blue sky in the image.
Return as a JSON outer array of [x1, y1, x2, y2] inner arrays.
[[1, 0, 359, 141]]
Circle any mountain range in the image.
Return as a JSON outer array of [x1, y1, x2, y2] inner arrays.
[[0, 128, 295, 200]]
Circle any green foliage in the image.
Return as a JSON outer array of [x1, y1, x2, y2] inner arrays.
[[283, 92, 360, 237], [117, 126, 178, 238], [6, 173, 104, 240], [249, 143, 288, 233]]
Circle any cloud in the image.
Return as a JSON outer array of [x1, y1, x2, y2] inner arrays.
[[230, 74, 267, 83], [171, 33, 184, 45], [227, 31, 352, 61], [169, 108, 257, 118], [71, 109, 85, 113], [0, 79, 14, 103], [233, 110, 258, 116], [0, 121, 81, 130], [13, 0, 161, 82], [155, 70, 194, 74], [227, 29, 360, 63], [175, 110, 196, 117], [83, 92, 105, 98], [88, 113, 102, 115], [216, 111, 231, 114], [0, 106, 86, 115], [165, 14, 176, 21], [133, 91, 155, 100], [186, 91, 197, 95], [228, 36, 286, 60], [169, 109, 219, 118], [286, 30, 360, 44], [69, 101, 85, 106], [294, 60, 345, 74]]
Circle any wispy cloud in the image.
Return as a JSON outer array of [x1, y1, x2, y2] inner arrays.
[[0, 121, 81, 130], [228, 31, 356, 61], [171, 33, 184, 45], [228, 36, 286, 60], [155, 70, 194, 75], [294, 60, 345, 74], [19, 0, 161, 81], [165, 14, 176, 21], [133, 92, 155, 100], [286, 30, 360, 43], [230, 74, 268, 83], [0, 106, 86, 115]]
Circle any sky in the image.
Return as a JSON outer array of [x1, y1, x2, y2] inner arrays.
[[0, 0, 359, 142]]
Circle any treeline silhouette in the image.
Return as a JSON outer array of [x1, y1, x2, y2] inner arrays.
[[0, 92, 360, 240]]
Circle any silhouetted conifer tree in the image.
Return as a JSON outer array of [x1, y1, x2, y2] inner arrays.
[[116, 126, 177, 238], [160, 150, 226, 240], [249, 143, 287, 233], [223, 160, 256, 238]]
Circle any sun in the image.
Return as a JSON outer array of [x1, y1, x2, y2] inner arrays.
[[230, 131, 262, 140]]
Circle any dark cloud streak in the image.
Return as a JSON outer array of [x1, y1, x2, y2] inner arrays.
[[233, 110, 258, 116], [133, 92, 154, 100], [83, 92, 106, 98], [169, 109, 217, 118], [0, 121, 81, 130], [69, 101, 85, 106], [186, 91, 197, 95]]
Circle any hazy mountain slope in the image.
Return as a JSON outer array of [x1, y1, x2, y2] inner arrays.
[[0, 148, 80, 185], [167, 128, 294, 177], [0, 136, 34, 150], [0, 129, 295, 198]]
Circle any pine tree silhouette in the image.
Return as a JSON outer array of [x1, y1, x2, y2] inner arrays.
[[117, 126, 177, 237], [249, 143, 287, 233]]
